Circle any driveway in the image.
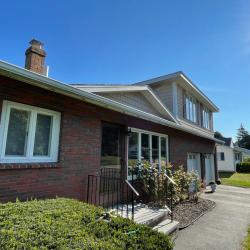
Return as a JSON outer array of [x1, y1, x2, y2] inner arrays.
[[174, 185, 250, 250]]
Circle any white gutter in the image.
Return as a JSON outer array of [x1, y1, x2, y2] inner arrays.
[[0, 60, 219, 142]]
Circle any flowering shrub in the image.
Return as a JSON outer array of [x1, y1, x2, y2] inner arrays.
[[132, 161, 201, 206], [172, 166, 201, 202]]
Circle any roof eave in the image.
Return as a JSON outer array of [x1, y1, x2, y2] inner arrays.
[[0, 60, 218, 143]]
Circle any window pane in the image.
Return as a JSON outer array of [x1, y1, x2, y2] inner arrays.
[[5, 108, 30, 156], [128, 132, 139, 177], [193, 102, 197, 122], [101, 123, 122, 168], [141, 133, 150, 161], [128, 132, 139, 161], [161, 137, 167, 167], [33, 114, 52, 156], [186, 97, 190, 119], [152, 135, 159, 164]]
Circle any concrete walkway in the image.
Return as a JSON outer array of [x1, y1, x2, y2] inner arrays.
[[174, 185, 250, 250]]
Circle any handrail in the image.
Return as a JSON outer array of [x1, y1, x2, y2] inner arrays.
[[164, 174, 176, 185], [125, 180, 140, 196]]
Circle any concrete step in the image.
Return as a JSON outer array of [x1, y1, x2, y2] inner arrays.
[[153, 219, 180, 235], [116, 203, 169, 227], [115, 203, 179, 235]]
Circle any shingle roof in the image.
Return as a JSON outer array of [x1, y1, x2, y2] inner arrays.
[[220, 137, 232, 146]]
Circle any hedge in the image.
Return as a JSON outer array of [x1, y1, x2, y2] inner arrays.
[[236, 162, 250, 173], [0, 198, 173, 250]]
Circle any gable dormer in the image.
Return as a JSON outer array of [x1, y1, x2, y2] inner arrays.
[[134, 72, 219, 135]]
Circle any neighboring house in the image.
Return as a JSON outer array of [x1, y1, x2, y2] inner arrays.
[[0, 40, 220, 202], [217, 138, 250, 172]]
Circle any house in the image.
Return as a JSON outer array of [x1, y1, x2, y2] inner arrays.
[[0, 40, 220, 203], [217, 137, 250, 172]]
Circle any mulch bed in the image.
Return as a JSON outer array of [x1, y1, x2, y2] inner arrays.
[[168, 198, 215, 229]]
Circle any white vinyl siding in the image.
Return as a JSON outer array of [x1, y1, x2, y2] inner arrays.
[[0, 101, 61, 163], [216, 145, 235, 172], [151, 83, 174, 113], [98, 92, 162, 117]]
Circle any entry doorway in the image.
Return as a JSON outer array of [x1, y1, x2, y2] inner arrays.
[[100, 122, 126, 178]]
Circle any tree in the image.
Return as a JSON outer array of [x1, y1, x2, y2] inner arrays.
[[236, 124, 250, 149]]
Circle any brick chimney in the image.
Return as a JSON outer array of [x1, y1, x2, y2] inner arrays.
[[25, 39, 46, 75]]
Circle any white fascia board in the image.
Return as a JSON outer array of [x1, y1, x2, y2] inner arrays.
[[73, 85, 148, 93], [0, 60, 218, 142]]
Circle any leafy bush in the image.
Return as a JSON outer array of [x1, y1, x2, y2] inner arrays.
[[236, 162, 250, 173], [172, 166, 201, 202], [243, 157, 250, 163], [133, 161, 200, 206], [134, 161, 171, 206], [0, 198, 173, 250]]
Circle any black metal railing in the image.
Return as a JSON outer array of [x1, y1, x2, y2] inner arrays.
[[87, 167, 139, 220], [86, 167, 175, 222]]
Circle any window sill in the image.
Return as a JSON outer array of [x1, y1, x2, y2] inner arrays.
[[0, 163, 62, 170]]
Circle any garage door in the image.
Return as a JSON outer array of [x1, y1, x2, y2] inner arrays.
[[187, 153, 201, 178], [204, 154, 215, 184]]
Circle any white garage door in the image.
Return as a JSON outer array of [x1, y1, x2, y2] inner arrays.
[[187, 153, 201, 178], [205, 154, 215, 184]]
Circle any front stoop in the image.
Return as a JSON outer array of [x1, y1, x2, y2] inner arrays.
[[153, 219, 179, 235], [117, 203, 179, 235]]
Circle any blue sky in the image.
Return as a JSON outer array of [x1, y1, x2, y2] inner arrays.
[[0, 0, 250, 139]]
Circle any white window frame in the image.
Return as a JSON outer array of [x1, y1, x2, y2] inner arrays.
[[127, 128, 169, 177], [0, 101, 61, 163], [202, 107, 210, 129], [185, 95, 197, 123]]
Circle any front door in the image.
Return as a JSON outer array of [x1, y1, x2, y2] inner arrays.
[[100, 122, 125, 180]]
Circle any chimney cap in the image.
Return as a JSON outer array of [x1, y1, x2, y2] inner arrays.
[[29, 39, 44, 49]]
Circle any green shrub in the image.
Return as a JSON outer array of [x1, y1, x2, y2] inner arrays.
[[172, 166, 201, 202], [236, 162, 250, 173], [0, 198, 173, 250], [133, 161, 200, 206]]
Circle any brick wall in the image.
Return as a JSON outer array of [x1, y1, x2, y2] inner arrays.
[[0, 75, 215, 202]]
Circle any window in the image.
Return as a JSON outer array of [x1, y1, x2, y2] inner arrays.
[[185, 95, 197, 123], [141, 133, 150, 161], [202, 108, 210, 129], [0, 101, 61, 163], [235, 153, 241, 161], [127, 128, 168, 174], [218, 152, 225, 161]]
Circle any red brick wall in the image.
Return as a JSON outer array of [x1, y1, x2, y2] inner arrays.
[[0, 75, 215, 202]]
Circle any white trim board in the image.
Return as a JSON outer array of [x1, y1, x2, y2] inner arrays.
[[0, 100, 61, 163]]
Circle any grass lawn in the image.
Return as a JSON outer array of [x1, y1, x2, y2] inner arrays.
[[219, 172, 250, 188], [243, 226, 250, 250]]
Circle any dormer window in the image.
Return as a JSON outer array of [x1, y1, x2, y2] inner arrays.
[[185, 95, 197, 123], [202, 107, 210, 129]]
